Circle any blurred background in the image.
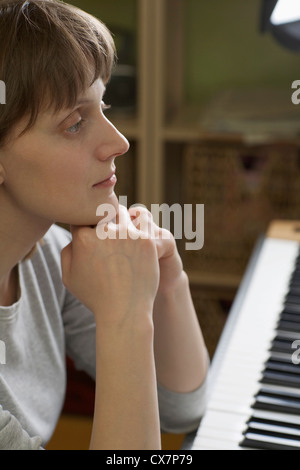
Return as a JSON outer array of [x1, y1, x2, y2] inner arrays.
[[48, 0, 300, 449]]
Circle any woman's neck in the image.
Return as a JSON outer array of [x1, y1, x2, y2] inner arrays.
[[0, 197, 52, 306]]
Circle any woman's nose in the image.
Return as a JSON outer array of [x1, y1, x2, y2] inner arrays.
[[95, 116, 130, 161]]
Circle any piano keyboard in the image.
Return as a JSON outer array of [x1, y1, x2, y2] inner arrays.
[[192, 230, 300, 450]]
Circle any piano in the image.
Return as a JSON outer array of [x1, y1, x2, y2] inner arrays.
[[190, 220, 300, 450]]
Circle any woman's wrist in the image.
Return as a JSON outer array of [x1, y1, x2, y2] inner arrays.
[[93, 304, 155, 338], [156, 268, 188, 298]]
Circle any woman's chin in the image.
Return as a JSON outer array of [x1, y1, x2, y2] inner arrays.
[[56, 195, 121, 228]]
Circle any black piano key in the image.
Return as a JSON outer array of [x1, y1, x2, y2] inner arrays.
[[285, 294, 300, 305], [258, 386, 300, 399], [280, 312, 300, 323], [288, 284, 300, 294], [264, 359, 300, 375], [269, 351, 296, 363], [240, 432, 300, 450], [245, 425, 300, 442], [281, 309, 300, 318], [289, 268, 300, 278], [270, 338, 297, 353], [287, 287, 300, 297], [280, 303, 300, 315], [247, 416, 300, 433], [277, 320, 300, 333], [276, 309, 300, 324], [289, 281, 300, 290], [289, 276, 300, 284], [261, 370, 300, 388], [274, 336, 298, 347], [253, 391, 300, 414]]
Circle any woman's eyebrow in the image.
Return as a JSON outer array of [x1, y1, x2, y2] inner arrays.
[[55, 85, 107, 126], [73, 84, 106, 108], [56, 100, 93, 126], [65, 88, 107, 113]]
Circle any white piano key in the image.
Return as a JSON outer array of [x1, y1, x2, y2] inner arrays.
[[197, 409, 249, 433], [197, 426, 244, 443], [209, 381, 261, 397], [192, 436, 244, 450], [247, 420, 300, 437], [251, 409, 300, 425], [207, 400, 251, 415], [209, 390, 256, 409], [193, 412, 251, 449]]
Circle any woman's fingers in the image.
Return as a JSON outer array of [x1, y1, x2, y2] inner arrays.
[[128, 206, 174, 258], [127, 206, 155, 239], [96, 204, 135, 240]]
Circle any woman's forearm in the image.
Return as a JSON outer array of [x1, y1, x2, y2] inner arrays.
[[153, 271, 208, 393], [90, 315, 161, 450]]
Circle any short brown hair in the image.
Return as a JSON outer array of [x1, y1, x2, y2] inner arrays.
[[0, 0, 115, 145]]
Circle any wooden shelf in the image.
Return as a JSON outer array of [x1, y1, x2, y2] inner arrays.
[[163, 108, 243, 143], [163, 99, 300, 144]]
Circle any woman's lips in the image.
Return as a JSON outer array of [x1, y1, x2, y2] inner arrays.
[[93, 172, 117, 188]]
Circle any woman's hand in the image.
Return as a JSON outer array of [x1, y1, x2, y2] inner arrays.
[[128, 206, 184, 294], [60, 205, 160, 326]]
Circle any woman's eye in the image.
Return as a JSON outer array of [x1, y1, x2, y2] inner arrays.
[[66, 119, 84, 134]]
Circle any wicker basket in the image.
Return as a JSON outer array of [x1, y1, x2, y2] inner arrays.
[[183, 142, 300, 278]]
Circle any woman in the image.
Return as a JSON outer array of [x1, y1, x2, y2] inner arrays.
[[0, 0, 208, 450]]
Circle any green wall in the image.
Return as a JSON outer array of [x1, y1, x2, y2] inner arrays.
[[184, 0, 300, 104], [67, 0, 300, 105]]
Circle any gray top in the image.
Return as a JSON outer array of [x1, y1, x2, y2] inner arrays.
[[0, 224, 207, 450]]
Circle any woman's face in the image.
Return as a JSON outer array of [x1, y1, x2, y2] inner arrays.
[[0, 78, 129, 227]]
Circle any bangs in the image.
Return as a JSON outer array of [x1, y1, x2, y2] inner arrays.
[[0, 0, 116, 141]]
